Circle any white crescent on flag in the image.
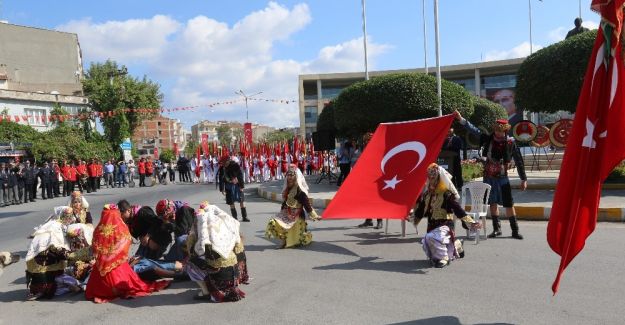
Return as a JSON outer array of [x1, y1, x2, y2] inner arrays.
[[380, 141, 427, 174]]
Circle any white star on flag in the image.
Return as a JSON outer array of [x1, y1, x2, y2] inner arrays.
[[382, 175, 402, 190]]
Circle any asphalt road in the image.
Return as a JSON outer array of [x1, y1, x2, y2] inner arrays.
[[0, 182, 624, 325]]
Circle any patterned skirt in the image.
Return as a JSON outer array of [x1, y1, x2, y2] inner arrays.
[[265, 216, 312, 248]]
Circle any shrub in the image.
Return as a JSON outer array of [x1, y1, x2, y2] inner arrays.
[[333, 73, 474, 139]]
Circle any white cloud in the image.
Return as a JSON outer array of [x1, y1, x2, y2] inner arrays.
[[57, 15, 180, 62], [483, 42, 543, 61], [55, 2, 391, 128]]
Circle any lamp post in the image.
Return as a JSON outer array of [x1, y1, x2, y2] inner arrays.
[[235, 90, 263, 122]]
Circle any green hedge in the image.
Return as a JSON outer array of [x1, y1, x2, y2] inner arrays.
[[333, 73, 474, 138], [516, 30, 596, 113]]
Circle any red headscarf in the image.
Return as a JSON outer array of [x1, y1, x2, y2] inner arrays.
[[92, 204, 132, 276]]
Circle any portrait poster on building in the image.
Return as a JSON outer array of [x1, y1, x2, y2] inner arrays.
[[485, 87, 523, 127]]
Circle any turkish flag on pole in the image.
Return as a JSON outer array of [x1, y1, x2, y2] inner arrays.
[[547, 0, 625, 295], [323, 115, 455, 219], [196, 146, 202, 178]]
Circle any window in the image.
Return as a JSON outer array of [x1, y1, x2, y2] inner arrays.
[[158, 122, 162, 126], [304, 106, 318, 124], [24, 108, 47, 126], [449, 78, 476, 94], [320, 87, 343, 100], [159, 139, 163, 144]]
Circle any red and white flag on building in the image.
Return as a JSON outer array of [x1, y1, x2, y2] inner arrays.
[[547, 0, 625, 295], [323, 115, 455, 220]]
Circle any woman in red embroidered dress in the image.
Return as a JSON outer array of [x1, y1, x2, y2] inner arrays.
[[85, 204, 169, 303]]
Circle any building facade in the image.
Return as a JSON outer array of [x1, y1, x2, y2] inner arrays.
[[191, 120, 275, 144], [132, 115, 185, 157], [0, 22, 90, 131], [298, 58, 525, 138]]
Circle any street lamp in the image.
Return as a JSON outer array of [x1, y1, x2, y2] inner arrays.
[[235, 90, 263, 122]]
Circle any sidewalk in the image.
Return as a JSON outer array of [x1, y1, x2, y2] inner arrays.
[[257, 170, 625, 222]]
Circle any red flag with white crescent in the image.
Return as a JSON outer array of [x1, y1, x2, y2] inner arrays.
[[323, 115, 455, 219], [547, 0, 625, 295]]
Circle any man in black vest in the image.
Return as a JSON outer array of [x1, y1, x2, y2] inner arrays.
[[38, 161, 53, 199], [22, 160, 36, 203]]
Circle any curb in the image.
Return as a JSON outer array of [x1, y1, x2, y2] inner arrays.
[[257, 187, 625, 222]]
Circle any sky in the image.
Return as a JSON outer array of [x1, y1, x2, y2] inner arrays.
[[2, 0, 598, 130]]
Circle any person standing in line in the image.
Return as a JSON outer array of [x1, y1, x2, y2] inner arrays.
[[88, 158, 98, 193], [21, 160, 36, 203], [454, 111, 527, 239], [38, 161, 53, 200], [96, 159, 103, 190], [0, 163, 9, 207], [117, 160, 128, 187], [138, 158, 146, 187], [8, 162, 20, 204], [51, 160, 61, 197], [127, 159, 136, 186], [146, 157, 154, 186]]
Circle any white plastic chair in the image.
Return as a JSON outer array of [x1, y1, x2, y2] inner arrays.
[[459, 182, 491, 244]]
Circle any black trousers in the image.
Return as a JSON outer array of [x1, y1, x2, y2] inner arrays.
[[52, 180, 60, 196], [23, 183, 35, 202], [336, 163, 351, 186], [89, 177, 98, 192], [41, 182, 53, 199], [139, 173, 146, 187]]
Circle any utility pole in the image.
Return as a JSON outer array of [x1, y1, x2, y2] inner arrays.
[[235, 90, 263, 122]]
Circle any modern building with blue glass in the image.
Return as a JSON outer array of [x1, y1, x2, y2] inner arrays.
[[297, 57, 524, 138]]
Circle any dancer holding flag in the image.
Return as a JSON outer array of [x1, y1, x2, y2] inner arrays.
[[547, 0, 625, 294], [454, 111, 527, 239]]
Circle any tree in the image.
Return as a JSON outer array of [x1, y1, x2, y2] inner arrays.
[[316, 101, 336, 133], [159, 148, 175, 163], [262, 129, 294, 143], [0, 120, 40, 146], [516, 30, 596, 113], [333, 73, 474, 138], [184, 141, 199, 158], [461, 97, 509, 148], [30, 124, 114, 161], [216, 125, 232, 148], [82, 60, 163, 152]]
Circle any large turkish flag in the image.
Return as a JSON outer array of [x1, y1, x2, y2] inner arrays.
[[322, 115, 455, 219], [547, 0, 625, 295]]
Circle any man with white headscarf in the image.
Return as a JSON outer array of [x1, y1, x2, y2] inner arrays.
[[411, 164, 480, 268], [265, 164, 321, 249]]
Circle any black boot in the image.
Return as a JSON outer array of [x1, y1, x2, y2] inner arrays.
[[230, 207, 238, 220], [241, 207, 250, 222], [373, 219, 383, 229], [509, 216, 524, 240], [358, 219, 374, 228], [487, 215, 502, 238]]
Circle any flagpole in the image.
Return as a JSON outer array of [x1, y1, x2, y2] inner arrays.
[[423, 0, 428, 74], [434, 0, 442, 116], [528, 0, 533, 55], [361, 0, 370, 81]]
